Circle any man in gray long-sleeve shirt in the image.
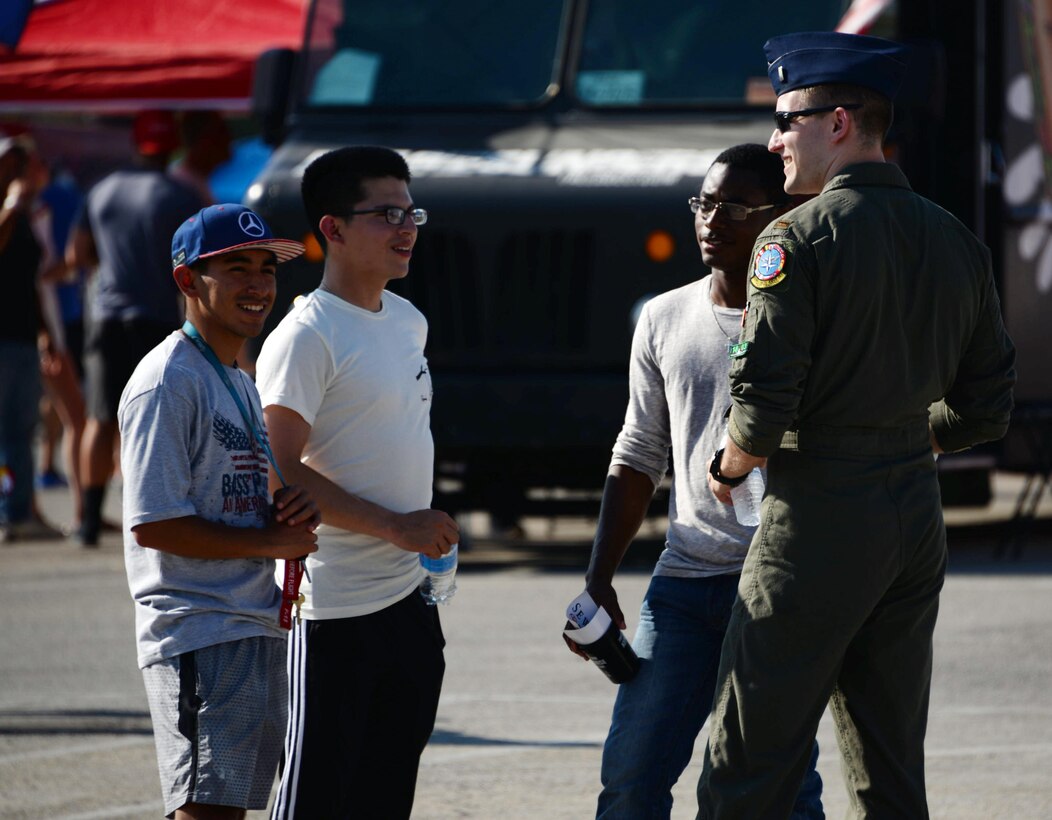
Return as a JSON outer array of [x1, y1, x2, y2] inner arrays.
[[566, 144, 822, 819]]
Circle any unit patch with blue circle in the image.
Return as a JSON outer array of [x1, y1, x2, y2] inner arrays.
[[752, 242, 789, 289]]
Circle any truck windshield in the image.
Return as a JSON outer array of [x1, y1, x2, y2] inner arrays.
[[301, 0, 569, 107], [301, 0, 853, 109], [576, 0, 852, 106]]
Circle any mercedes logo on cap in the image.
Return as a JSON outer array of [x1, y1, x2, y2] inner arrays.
[[239, 211, 266, 237]]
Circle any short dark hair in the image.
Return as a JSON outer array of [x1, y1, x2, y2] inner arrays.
[[799, 84, 894, 144], [301, 146, 411, 247], [711, 143, 788, 203]]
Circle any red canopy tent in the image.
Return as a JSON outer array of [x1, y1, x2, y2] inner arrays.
[[0, 0, 308, 111], [1, 0, 889, 113]]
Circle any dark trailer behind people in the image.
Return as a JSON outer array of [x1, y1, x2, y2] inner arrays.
[[248, 0, 1047, 523]]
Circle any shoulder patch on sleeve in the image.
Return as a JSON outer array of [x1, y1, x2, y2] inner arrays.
[[751, 240, 792, 289]]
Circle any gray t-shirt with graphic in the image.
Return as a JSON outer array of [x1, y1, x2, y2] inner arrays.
[[119, 332, 284, 669]]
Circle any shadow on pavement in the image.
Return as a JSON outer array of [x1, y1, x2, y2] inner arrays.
[[431, 728, 600, 750], [459, 520, 1052, 576], [0, 708, 153, 736]]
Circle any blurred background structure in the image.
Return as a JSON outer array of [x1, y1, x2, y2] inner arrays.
[[0, 0, 306, 194], [0, 0, 1049, 537]]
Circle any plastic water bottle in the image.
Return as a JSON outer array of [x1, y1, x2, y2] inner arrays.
[[420, 543, 458, 605], [730, 468, 765, 527], [720, 421, 765, 527]]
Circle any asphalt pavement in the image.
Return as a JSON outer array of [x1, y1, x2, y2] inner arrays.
[[2, 476, 1051, 819]]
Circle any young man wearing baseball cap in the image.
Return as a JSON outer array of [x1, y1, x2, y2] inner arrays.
[[118, 204, 320, 820]]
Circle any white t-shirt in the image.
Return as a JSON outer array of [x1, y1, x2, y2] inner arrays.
[[256, 289, 434, 619]]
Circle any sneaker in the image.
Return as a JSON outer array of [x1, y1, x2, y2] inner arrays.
[[71, 523, 100, 548], [35, 470, 68, 490]]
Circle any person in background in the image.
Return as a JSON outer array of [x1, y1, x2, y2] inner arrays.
[[40, 163, 86, 383], [30, 152, 86, 535], [0, 134, 59, 543], [565, 144, 822, 819], [68, 110, 203, 547], [257, 146, 456, 820], [698, 32, 1016, 817], [169, 110, 232, 205], [27, 149, 67, 491], [119, 203, 318, 819]]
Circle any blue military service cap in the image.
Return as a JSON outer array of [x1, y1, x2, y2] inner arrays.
[[764, 31, 908, 99]]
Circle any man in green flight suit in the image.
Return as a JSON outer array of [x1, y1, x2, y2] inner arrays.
[[697, 32, 1017, 818]]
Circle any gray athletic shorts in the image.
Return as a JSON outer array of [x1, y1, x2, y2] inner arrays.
[[142, 636, 287, 817]]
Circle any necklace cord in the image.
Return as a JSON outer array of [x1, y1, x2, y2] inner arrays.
[[181, 321, 307, 629]]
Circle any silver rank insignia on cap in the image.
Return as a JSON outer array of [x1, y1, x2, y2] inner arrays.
[[778, 65, 786, 82]]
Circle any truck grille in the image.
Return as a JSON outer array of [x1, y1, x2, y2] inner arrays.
[[393, 229, 595, 360]]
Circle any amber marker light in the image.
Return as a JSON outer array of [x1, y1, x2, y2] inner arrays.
[[303, 231, 324, 263], [645, 230, 675, 263]]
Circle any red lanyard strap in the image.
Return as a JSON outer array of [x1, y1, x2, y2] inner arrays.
[[279, 558, 305, 629]]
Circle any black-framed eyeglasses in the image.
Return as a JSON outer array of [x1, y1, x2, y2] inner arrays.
[[688, 196, 778, 221], [773, 103, 862, 133], [348, 206, 428, 226]]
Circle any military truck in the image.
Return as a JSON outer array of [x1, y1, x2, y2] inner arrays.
[[246, 0, 1050, 520]]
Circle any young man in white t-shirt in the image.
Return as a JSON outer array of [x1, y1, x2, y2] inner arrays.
[[256, 146, 458, 820]]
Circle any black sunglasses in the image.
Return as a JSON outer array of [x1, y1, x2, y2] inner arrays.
[[773, 103, 862, 133]]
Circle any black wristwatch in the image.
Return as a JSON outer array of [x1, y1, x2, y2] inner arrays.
[[709, 448, 748, 487]]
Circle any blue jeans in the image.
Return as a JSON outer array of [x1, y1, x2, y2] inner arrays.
[[597, 573, 823, 819], [0, 341, 41, 525]]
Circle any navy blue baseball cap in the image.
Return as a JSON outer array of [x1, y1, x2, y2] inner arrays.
[[171, 204, 305, 269], [764, 32, 908, 100]]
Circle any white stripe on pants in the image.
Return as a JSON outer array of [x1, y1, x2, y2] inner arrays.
[[271, 618, 308, 820]]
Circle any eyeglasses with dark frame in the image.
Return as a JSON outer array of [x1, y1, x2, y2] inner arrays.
[[688, 196, 779, 221], [348, 206, 429, 226], [773, 103, 862, 133]]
